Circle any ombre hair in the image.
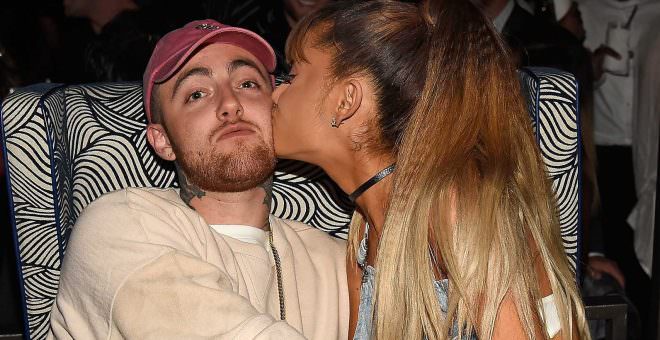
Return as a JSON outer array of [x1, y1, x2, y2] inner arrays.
[[288, 1, 590, 339]]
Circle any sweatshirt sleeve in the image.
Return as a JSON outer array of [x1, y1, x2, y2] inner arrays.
[[109, 250, 304, 339]]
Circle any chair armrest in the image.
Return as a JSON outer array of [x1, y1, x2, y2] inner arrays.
[[584, 295, 628, 340]]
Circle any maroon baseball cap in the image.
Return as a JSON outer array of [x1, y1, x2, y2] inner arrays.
[[143, 19, 276, 122]]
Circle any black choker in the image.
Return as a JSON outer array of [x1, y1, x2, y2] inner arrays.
[[348, 164, 396, 203]]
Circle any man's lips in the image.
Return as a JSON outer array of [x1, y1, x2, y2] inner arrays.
[[213, 122, 256, 141]]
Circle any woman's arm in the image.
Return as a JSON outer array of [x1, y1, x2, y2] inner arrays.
[[492, 291, 545, 339], [492, 253, 578, 340]]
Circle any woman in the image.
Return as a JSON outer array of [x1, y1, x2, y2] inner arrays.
[[271, 1, 590, 339]]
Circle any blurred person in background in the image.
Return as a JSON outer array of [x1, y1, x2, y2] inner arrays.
[[554, 0, 585, 39], [0, 45, 19, 101], [63, 0, 159, 82], [543, 2, 637, 339], [0, 42, 24, 336], [477, 0, 626, 300], [536, 1, 601, 265], [629, 17, 660, 339], [541, 0, 629, 304], [0, 2, 62, 84], [473, 0, 582, 67], [204, 0, 333, 75], [578, 1, 660, 336], [63, 0, 138, 35]]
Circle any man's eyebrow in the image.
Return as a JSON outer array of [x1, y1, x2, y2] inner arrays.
[[171, 67, 213, 100], [227, 59, 269, 84]]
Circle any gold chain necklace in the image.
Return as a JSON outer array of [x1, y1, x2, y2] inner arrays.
[[268, 230, 286, 320]]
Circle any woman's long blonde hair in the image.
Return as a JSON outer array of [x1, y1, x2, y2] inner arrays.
[[289, 1, 590, 338]]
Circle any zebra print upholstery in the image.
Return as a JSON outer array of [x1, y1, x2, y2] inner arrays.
[[0, 68, 580, 339]]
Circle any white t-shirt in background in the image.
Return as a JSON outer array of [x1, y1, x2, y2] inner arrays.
[[578, 0, 660, 146]]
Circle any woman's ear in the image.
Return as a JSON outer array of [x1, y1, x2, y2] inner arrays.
[[146, 124, 176, 161], [334, 78, 363, 125]]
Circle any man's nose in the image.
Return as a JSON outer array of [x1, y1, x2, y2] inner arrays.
[[216, 90, 243, 122]]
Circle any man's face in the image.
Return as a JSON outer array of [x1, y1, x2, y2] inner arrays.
[[152, 43, 276, 192]]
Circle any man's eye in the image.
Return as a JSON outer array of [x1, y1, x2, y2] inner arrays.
[[187, 90, 206, 102], [239, 80, 259, 89]]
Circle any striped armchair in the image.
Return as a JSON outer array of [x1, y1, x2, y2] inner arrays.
[[0, 67, 581, 339]]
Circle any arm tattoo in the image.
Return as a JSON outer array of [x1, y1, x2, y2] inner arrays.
[[175, 164, 206, 207]]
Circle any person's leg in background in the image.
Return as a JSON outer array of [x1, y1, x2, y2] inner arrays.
[[597, 145, 652, 337]]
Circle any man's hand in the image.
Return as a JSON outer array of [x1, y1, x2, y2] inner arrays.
[[587, 255, 626, 288], [591, 45, 621, 81]]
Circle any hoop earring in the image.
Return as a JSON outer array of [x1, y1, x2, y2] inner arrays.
[[331, 117, 339, 128]]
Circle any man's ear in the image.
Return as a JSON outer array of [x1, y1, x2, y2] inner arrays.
[[334, 79, 363, 125], [146, 123, 176, 161]]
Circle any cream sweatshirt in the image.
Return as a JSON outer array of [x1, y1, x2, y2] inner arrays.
[[47, 187, 349, 339]]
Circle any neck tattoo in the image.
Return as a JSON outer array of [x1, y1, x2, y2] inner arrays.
[[175, 164, 206, 207], [259, 177, 274, 213]]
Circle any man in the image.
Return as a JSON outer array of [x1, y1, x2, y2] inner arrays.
[[47, 19, 348, 339]]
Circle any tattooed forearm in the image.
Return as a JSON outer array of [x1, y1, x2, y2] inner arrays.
[[175, 164, 206, 207], [259, 177, 274, 213]]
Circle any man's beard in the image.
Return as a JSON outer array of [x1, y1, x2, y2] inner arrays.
[[173, 137, 276, 193]]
